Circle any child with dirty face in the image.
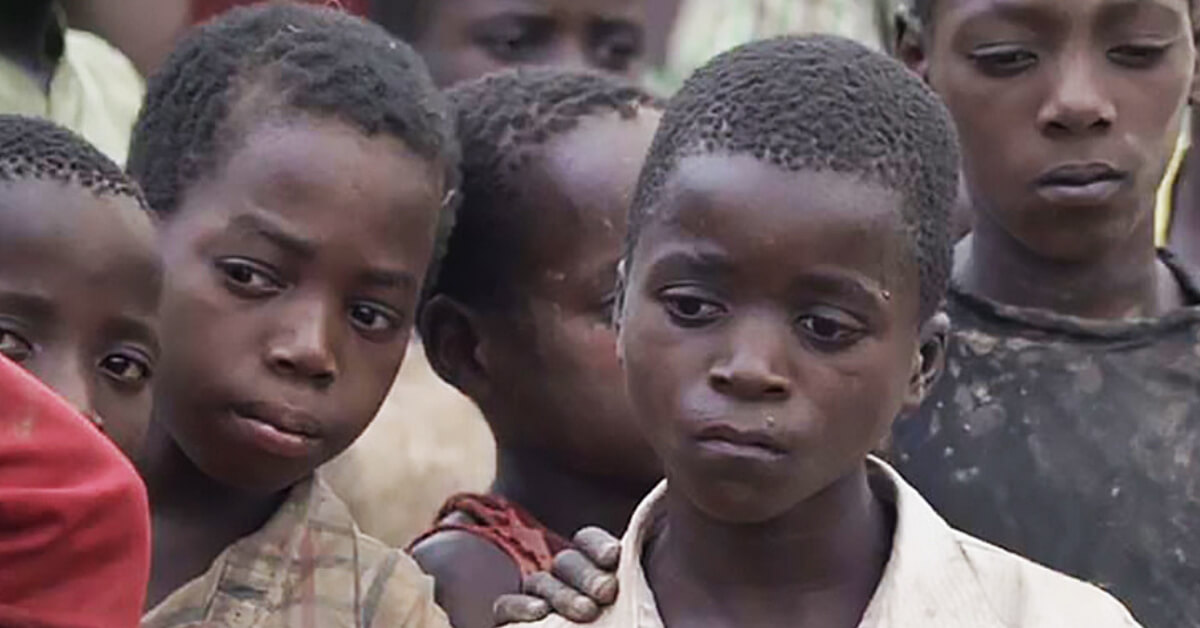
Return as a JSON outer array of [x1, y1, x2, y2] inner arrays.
[[127, 6, 457, 626], [409, 68, 661, 628], [890, 2, 1200, 625], [0, 115, 155, 626], [370, 0, 648, 87], [513, 35, 1141, 628], [0, 115, 160, 459]]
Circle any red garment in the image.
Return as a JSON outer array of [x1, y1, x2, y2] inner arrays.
[[410, 493, 573, 577], [0, 356, 151, 628], [191, 0, 368, 24]]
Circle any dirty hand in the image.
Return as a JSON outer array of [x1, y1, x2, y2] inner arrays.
[[492, 527, 622, 625]]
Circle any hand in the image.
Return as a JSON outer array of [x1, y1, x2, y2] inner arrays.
[[492, 527, 623, 625]]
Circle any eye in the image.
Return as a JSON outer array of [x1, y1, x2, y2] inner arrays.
[[0, 329, 33, 363], [660, 288, 725, 327], [796, 311, 865, 349], [476, 17, 547, 62], [215, 258, 285, 298], [592, 24, 644, 71], [98, 351, 153, 387], [1108, 43, 1170, 69], [348, 301, 402, 336], [969, 45, 1038, 77]]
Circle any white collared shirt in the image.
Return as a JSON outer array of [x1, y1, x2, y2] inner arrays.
[[518, 457, 1141, 628]]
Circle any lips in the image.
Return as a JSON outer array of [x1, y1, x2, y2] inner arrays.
[[1034, 162, 1127, 206], [694, 423, 788, 461], [228, 401, 322, 458]]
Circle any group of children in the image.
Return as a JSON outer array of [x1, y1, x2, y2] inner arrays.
[[0, 0, 1197, 626]]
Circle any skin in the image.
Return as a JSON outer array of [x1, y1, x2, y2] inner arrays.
[[416, 110, 662, 628], [398, 0, 648, 87], [619, 156, 944, 628], [139, 115, 444, 608], [0, 179, 161, 459], [901, 0, 1199, 318]]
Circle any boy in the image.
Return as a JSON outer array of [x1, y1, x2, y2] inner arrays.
[[891, 1, 1200, 625], [411, 68, 661, 628], [0, 115, 154, 626], [519, 35, 1139, 628], [0, 2, 144, 164], [370, 0, 648, 87], [127, 6, 457, 624]]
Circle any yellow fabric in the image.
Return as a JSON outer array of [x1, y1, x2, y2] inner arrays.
[[0, 29, 143, 165], [518, 457, 1142, 628], [1156, 134, 1191, 247], [142, 474, 451, 628]]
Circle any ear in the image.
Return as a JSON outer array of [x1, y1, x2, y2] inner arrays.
[[903, 311, 949, 412], [418, 294, 493, 402], [895, 7, 930, 82]]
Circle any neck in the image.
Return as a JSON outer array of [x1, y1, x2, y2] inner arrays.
[[957, 213, 1180, 319], [491, 446, 652, 538], [0, 3, 59, 87], [646, 464, 892, 626], [139, 418, 286, 608]]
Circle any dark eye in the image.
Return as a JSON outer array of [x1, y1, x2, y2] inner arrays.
[[796, 312, 864, 349], [215, 258, 285, 298], [349, 302, 402, 336], [1108, 44, 1169, 69], [592, 24, 644, 71], [476, 17, 546, 62], [99, 352, 153, 387], [0, 329, 33, 362], [969, 45, 1038, 77], [660, 289, 725, 327]]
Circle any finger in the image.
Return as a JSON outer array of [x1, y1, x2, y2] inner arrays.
[[492, 594, 549, 626], [523, 571, 599, 623], [552, 549, 618, 605], [574, 526, 621, 570]]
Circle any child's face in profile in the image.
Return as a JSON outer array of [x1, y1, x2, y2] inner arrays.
[[483, 110, 662, 484], [153, 117, 444, 494], [411, 0, 647, 87], [618, 156, 926, 523], [916, 0, 1194, 260], [0, 180, 161, 458]]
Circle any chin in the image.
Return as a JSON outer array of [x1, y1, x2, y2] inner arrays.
[[676, 475, 808, 525]]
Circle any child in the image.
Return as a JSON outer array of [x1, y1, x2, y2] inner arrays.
[[518, 34, 1140, 628], [0, 114, 160, 458], [891, 1, 1200, 625], [0, 115, 153, 627], [370, 0, 649, 87], [409, 68, 661, 628], [126, 6, 458, 625]]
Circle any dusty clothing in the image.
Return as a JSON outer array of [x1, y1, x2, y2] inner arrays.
[[142, 474, 450, 628], [0, 356, 151, 628], [891, 253, 1200, 628], [517, 458, 1140, 628], [409, 493, 572, 577]]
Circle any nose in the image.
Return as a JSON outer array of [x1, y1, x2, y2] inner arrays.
[[546, 38, 591, 73], [265, 297, 338, 388], [1038, 54, 1116, 137], [38, 355, 98, 422], [708, 316, 793, 402]]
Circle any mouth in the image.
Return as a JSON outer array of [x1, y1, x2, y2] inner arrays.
[[229, 401, 322, 459], [694, 423, 788, 462], [1034, 162, 1127, 206]]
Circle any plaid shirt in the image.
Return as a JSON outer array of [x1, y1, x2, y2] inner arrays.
[[142, 475, 451, 628]]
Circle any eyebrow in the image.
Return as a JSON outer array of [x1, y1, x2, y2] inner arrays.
[[646, 249, 736, 278], [104, 315, 161, 355], [229, 212, 316, 260], [0, 291, 55, 320], [359, 268, 418, 292], [792, 270, 889, 312]]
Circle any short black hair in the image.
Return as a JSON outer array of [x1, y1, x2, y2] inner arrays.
[[0, 114, 147, 211], [429, 67, 657, 309], [631, 35, 959, 321], [128, 3, 457, 249]]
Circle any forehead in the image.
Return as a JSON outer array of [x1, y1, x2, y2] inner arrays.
[[933, 0, 1190, 26], [180, 117, 443, 266], [0, 179, 161, 310], [636, 154, 916, 294], [437, 0, 647, 22]]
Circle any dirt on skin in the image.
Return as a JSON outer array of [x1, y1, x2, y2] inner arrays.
[[322, 345, 495, 547]]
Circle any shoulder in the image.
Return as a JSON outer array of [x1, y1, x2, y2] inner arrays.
[[954, 532, 1142, 627], [411, 529, 523, 628]]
